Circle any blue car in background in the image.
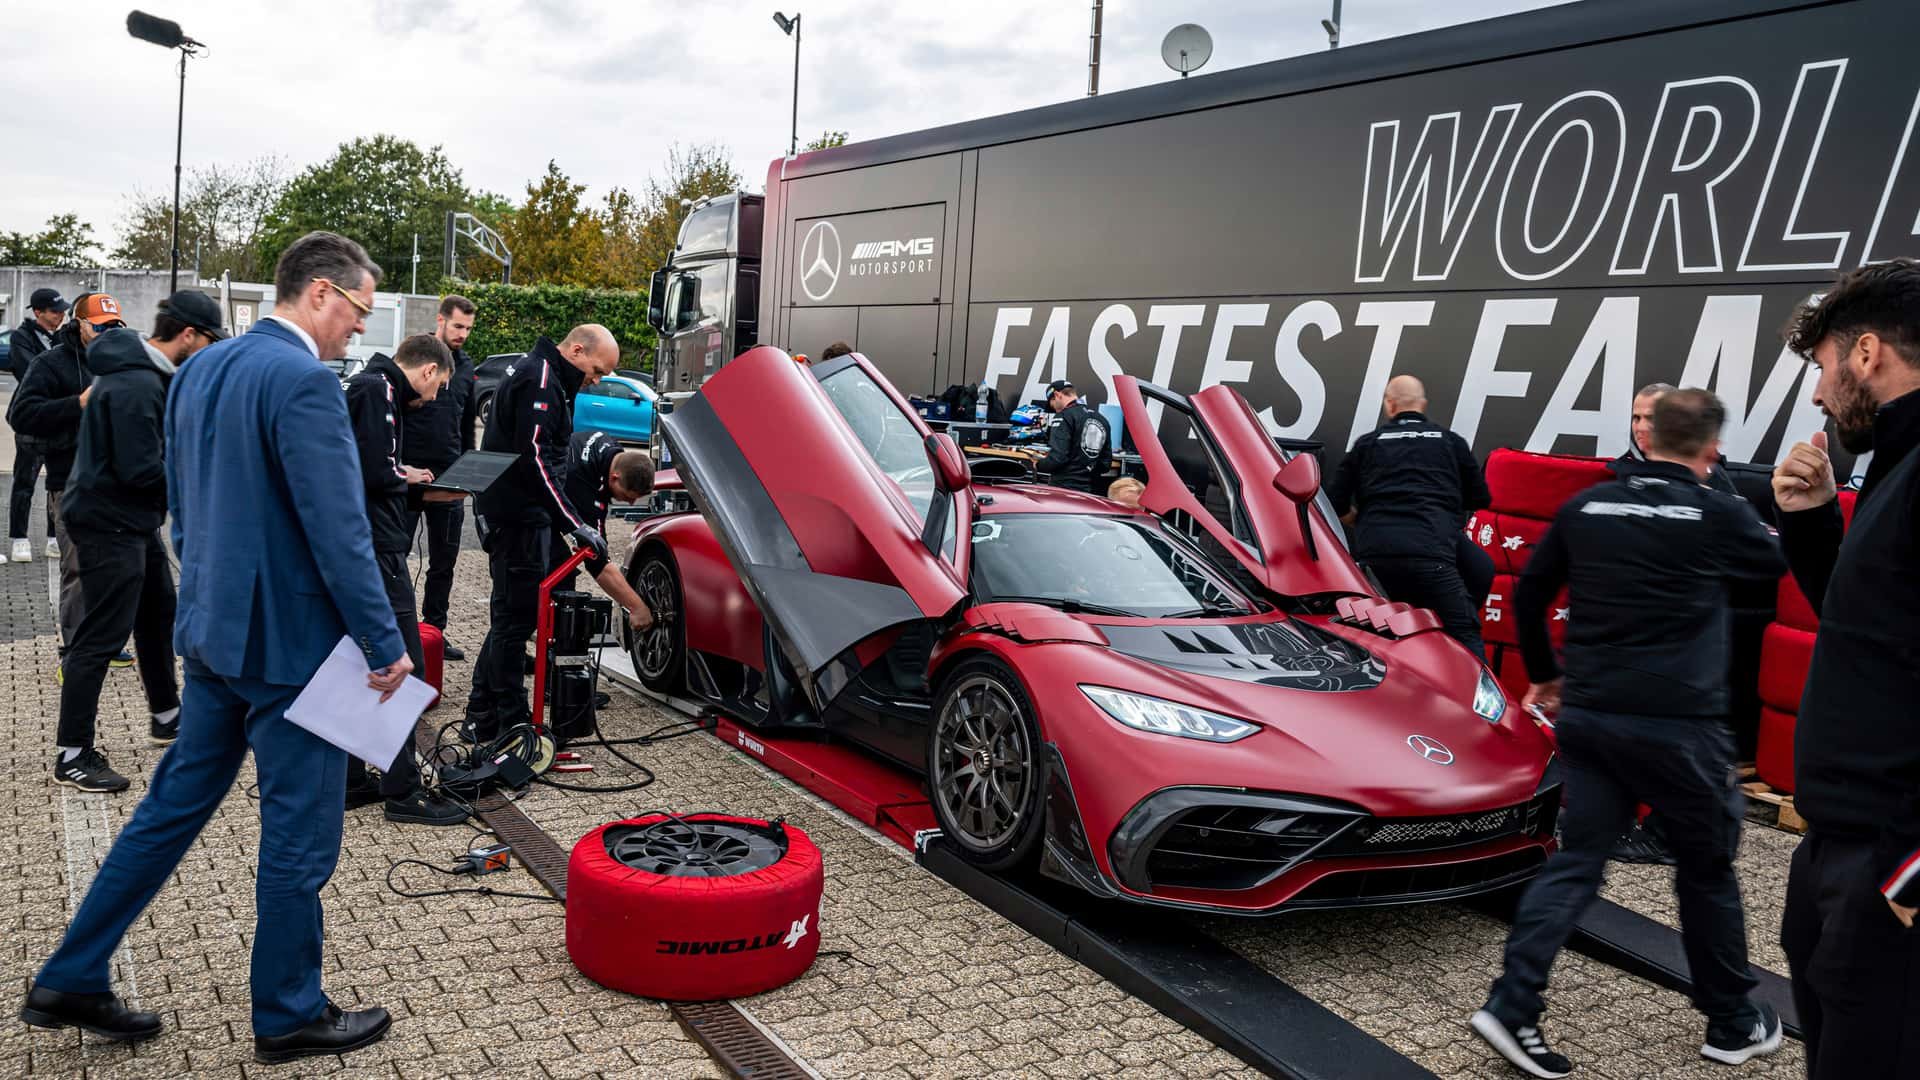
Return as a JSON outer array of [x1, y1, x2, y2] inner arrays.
[[574, 372, 655, 445]]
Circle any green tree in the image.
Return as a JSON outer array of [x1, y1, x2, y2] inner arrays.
[[634, 144, 744, 279], [115, 157, 288, 281], [497, 161, 608, 286], [260, 135, 470, 294], [804, 130, 849, 151], [0, 214, 100, 265]]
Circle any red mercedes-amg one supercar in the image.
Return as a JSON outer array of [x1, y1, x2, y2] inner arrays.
[[622, 346, 1559, 914]]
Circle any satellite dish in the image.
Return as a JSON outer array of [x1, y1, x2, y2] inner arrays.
[[1161, 23, 1213, 78]]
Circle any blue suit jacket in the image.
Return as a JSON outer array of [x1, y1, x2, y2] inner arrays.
[[167, 319, 404, 686]]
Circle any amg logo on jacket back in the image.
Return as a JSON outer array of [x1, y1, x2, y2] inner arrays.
[[1580, 502, 1702, 521]]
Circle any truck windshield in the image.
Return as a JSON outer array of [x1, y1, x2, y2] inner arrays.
[[969, 513, 1254, 618]]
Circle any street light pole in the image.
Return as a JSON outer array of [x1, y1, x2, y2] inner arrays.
[[127, 11, 202, 293], [170, 48, 186, 292], [774, 11, 801, 156], [1322, 0, 1342, 50]]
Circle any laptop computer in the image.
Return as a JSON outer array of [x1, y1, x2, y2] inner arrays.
[[422, 450, 519, 496]]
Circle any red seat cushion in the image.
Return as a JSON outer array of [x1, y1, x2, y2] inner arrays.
[[1775, 490, 1860, 631], [1480, 573, 1568, 649], [1757, 622, 1815, 713], [1756, 706, 1797, 793], [1485, 448, 1615, 521]]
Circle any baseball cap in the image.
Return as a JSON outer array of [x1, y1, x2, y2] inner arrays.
[[28, 287, 69, 313], [1047, 379, 1075, 396], [158, 290, 228, 340], [73, 293, 126, 327]]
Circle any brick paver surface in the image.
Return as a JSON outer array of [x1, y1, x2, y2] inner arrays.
[[0, 473, 1808, 1078]]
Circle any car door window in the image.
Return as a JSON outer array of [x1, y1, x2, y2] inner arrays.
[[816, 364, 937, 525]]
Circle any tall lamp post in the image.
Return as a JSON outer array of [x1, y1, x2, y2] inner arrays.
[[1322, 0, 1342, 49], [773, 11, 801, 156], [127, 10, 203, 293]]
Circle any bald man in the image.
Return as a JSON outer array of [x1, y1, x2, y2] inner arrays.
[[465, 326, 623, 743], [1327, 375, 1491, 657]]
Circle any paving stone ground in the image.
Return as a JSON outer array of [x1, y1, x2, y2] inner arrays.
[[0, 468, 1807, 1079]]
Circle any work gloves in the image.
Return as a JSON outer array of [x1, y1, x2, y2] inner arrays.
[[570, 526, 608, 566]]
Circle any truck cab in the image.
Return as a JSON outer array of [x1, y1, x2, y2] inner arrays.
[[647, 192, 762, 397]]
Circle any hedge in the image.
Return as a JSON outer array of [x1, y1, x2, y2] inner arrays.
[[450, 281, 657, 370]]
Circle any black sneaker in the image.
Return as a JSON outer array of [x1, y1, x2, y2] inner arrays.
[[54, 749, 131, 793], [344, 784, 385, 811], [442, 641, 466, 662], [1702, 1002, 1782, 1065], [1472, 1009, 1572, 1079], [384, 790, 470, 826], [1611, 818, 1677, 865], [149, 715, 179, 746]]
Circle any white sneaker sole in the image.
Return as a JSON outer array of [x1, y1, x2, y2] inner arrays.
[[1472, 1010, 1572, 1079], [10, 553, 30, 563], [1700, 1018, 1783, 1065], [54, 775, 129, 794]]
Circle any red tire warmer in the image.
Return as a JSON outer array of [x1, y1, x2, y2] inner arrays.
[[418, 623, 444, 710], [566, 815, 824, 1001]]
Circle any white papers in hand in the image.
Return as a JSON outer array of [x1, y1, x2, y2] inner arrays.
[[285, 636, 434, 766]]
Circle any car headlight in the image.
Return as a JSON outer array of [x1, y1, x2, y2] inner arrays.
[[1473, 667, 1506, 724], [1080, 686, 1257, 743]]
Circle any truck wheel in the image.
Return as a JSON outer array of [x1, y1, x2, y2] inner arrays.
[[565, 814, 823, 1001], [928, 656, 1046, 873], [628, 548, 685, 693]]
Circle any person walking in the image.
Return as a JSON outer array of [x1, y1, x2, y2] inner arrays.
[[1472, 389, 1788, 1077], [463, 326, 618, 744], [47, 296, 219, 793], [401, 295, 480, 660], [1771, 259, 1920, 1080], [1328, 374, 1492, 657], [343, 334, 467, 825], [18, 232, 409, 1064], [7, 287, 68, 562]]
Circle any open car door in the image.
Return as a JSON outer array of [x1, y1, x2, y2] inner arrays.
[[662, 346, 973, 709], [1114, 376, 1374, 602]]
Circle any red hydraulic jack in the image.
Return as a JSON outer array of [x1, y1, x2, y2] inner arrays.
[[530, 546, 607, 774]]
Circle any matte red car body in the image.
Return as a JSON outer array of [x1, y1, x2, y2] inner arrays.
[[632, 347, 1558, 914]]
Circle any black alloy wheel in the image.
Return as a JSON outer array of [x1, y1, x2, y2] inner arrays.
[[629, 549, 685, 693], [928, 656, 1046, 871]]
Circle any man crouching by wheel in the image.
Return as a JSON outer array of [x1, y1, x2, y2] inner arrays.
[[463, 326, 652, 745]]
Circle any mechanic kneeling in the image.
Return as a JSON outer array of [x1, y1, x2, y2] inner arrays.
[[1473, 389, 1788, 1078], [464, 327, 651, 744]]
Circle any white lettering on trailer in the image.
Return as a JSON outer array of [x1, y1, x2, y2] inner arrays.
[[1018, 307, 1073, 407], [1453, 298, 1554, 446], [1681, 294, 1824, 461], [984, 307, 1032, 394], [1862, 87, 1920, 264], [1346, 301, 1436, 447], [1259, 300, 1337, 439], [1526, 295, 1638, 456], [1739, 60, 1851, 272], [1198, 304, 1267, 393], [1495, 91, 1629, 282], [1142, 305, 1205, 428], [1609, 76, 1762, 275], [1087, 304, 1138, 402]]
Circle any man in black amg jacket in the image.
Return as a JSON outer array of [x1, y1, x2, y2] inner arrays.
[[1473, 390, 1787, 1078], [343, 334, 465, 826], [7, 287, 68, 562], [401, 295, 480, 660], [1772, 260, 1920, 1080]]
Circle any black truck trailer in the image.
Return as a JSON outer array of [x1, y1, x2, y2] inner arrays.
[[650, 0, 1915, 474]]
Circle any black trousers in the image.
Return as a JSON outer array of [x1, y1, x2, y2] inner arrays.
[[466, 522, 550, 740], [1489, 707, 1757, 1025], [349, 550, 424, 797], [404, 501, 464, 631], [1782, 831, 1920, 1078], [9, 436, 53, 540], [56, 527, 179, 748], [1455, 530, 1495, 607], [1368, 554, 1485, 659]]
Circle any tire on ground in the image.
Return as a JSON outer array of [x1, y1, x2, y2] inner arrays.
[[565, 814, 823, 1001]]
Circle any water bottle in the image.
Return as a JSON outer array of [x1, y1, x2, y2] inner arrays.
[[975, 381, 989, 425]]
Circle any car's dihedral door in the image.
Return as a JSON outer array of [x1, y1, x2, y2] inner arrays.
[[661, 346, 969, 710], [1115, 376, 1373, 599]]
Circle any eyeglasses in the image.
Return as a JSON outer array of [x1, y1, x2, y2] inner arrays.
[[314, 277, 372, 316]]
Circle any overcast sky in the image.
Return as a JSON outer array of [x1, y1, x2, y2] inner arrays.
[[3, 0, 1569, 253]]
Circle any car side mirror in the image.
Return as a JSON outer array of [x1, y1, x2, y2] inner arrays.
[[925, 433, 971, 492], [1273, 453, 1321, 502], [1273, 453, 1322, 560]]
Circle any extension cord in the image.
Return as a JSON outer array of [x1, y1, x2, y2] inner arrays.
[[461, 844, 512, 875]]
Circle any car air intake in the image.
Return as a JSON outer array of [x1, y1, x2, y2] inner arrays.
[[1289, 846, 1547, 907], [1109, 789, 1366, 894]]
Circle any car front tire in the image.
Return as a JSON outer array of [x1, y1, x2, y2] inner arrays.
[[928, 656, 1046, 872], [628, 548, 685, 694]]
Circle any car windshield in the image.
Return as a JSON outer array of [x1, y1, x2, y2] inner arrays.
[[817, 363, 936, 524], [969, 513, 1255, 618]]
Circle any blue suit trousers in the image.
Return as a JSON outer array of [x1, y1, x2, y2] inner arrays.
[[36, 658, 347, 1037]]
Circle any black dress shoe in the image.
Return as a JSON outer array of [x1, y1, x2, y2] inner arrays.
[[19, 985, 163, 1041], [344, 784, 384, 811], [442, 642, 466, 662], [254, 1003, 391, 1064]]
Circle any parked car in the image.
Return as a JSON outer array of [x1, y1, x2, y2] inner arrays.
[[473, 352, 524, 429], [575, 373, 655, 445], [622, 346, 1558, 916]]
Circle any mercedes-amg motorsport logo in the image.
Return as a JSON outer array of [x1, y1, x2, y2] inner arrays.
[[799, 220, 841, 301], [1407, 734, 1454, 765]]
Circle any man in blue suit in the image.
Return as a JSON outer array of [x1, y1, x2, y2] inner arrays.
[[19, 232, 412, 1065]]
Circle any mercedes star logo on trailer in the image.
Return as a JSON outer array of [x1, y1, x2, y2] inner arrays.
[[799, 220, 841, 301], [1406, 734, 1454, 765]]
